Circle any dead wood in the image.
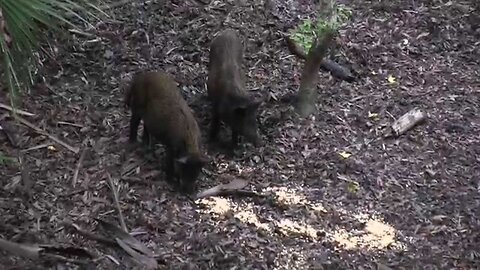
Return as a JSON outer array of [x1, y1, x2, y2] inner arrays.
[[286, 36, 355, 82], [20, 143, 51, 153], [0, 102, 35, 117], [18, 152, 32, 197], [0, 119, 17, 147], [295, 30, 337, 117], [114, 238, 158, 270], [63, 220, 117, 246], [0, 237, 93, 265], [57, 121, 84, 128], [11, 113, 80, 154], [0, 237, 41, 260], [389, 108, 427, 137], [196, 178, 251, 199], [96, 219, 158, 269], [96, 219, 155, 258], [72, 149, 87, 188], [106, 172, 128, 233], [320, 59, 355, 82]]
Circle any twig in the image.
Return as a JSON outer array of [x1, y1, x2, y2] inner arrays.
[[72, 148, 87, 188], [62, 220, 117, 246], [57, 121, 84, 128], [199, 189, 266, 199], [0, 102, 35, 117], [115, 238, 158, 269], [99, 0, 132, 10], [60, 187, 88, 198], [106, 172, 128, 233], [68, 28, 95, 37], [18, 152, 32, 197], [196, 178, 249, 199], [20, 143, 51, 153], [11, 113, 80, 154]]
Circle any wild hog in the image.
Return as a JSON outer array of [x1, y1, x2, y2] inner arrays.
[[207, 29, 262, 149], [125, 71, 209, 192]]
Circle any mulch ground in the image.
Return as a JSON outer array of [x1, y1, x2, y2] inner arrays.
[[1, 0, 479, 269]]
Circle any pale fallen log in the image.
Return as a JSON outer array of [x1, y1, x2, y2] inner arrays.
[[195, 178, 263, 199], [391, 108, 427, 136]]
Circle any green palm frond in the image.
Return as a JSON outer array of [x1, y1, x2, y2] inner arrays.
[[0, 0, 101, 107]]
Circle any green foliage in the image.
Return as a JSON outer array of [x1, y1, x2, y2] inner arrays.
[[0, 151, 15, 165], [291, 19, 316, 53], [0, 0, 100, 106], [290, 3, 352, 52]]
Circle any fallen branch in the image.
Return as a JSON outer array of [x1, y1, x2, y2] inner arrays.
[[320, 59, 355, 83], [57, 121, 84, 128], [388, 108, 427, 137], [20, 143, 51, 153], [285, 36, 355, 82], [18, 152, 32, 197], [96, 219, 155, 258], [0, 237, 93, 265], [11, 113, 80, 154], [115, 238, 158, 270], [63, 220, 117, 246], [72, 149, 87, 187], [96, 219, 158, 269], [196, 178, 252, 199], [0, 102, 35, 117], [106, 172, 127, 233], [68, 28, 95, 37]]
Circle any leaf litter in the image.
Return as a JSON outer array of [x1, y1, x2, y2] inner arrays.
[[0, 0, 479, 269]]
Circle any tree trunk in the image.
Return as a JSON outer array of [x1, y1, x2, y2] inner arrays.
[[286, 36, 355, 82], [294, 29, 336, 117]]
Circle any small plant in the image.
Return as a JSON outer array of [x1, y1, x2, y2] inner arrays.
[[290, 19, 317, 52], [0, 151, 15, 165], [0, 0, 101, 107], [290, 3, 352, 52]]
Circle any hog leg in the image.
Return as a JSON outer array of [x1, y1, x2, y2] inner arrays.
[[209, 103, 221, 142], [129, 112, 141, 143], [142, 123, 150, 147], [164, 147, 175, 185]]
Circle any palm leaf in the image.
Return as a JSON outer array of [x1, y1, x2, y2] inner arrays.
[[0, 0, 100, 107]]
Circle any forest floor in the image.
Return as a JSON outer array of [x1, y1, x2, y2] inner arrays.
[[1, 0, 479, 269]]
